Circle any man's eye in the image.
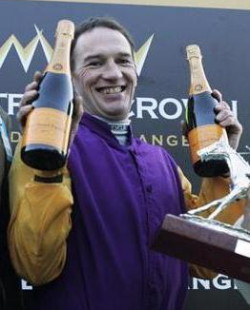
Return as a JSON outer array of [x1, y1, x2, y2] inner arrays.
[[88, 61, 102, 67], [118, 58, 130, 65], [119, 59, 135, 67]]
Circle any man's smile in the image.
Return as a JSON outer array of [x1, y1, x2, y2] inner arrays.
[[96, 86, 126, 94]]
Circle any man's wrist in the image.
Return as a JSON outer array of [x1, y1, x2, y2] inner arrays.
[[33, 169, 63, 183]]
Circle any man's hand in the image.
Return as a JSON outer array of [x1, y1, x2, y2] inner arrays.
[[212, 89, 243, 150], [17, 71, 42, 129]]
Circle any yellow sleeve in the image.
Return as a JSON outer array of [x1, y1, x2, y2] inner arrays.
[[177, 166, 245, 223], [8, 142, 73, 285], [177, 167, 246, 279]]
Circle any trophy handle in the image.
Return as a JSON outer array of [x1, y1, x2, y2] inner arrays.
[[189, 138, 250, 219]]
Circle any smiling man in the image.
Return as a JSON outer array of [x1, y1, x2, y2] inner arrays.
[[72, 25, 137, 120], [8, 17, 244, 310]]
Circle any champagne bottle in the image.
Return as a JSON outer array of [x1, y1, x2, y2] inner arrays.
[[21, 20, 75, 171], [185, 44, 229, 177]]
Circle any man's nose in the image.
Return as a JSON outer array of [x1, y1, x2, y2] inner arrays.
[[102, 60, 123, 79]]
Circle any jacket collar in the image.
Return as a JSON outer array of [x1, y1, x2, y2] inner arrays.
[[79, 112, 133, 148]]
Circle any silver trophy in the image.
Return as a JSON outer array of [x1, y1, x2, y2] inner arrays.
[[153, 138, 250, 282]]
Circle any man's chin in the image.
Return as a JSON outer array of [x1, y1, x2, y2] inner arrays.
[[101, 108, 129, 121]]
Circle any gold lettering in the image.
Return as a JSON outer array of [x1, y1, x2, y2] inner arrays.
[[166, 135, 177, 146], [139, 134, 189, 147], [152, 135, 163, 146], [182, 135, 189, 146], [139, 134, 147, 143]]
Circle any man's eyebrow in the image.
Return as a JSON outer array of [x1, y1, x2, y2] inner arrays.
[[84, 52, 132, 62], [117, 52, 133, 58], [83, 54, 103, 62]]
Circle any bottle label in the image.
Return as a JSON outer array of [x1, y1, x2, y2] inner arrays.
[[188, 124, 226, 165], [22, 107, 71, 152]]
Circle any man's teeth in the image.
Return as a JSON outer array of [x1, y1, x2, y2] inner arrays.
[[99, 87, 123, 94]]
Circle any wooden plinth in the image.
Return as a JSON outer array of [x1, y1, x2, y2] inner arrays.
[[152, 214, 250, 283]]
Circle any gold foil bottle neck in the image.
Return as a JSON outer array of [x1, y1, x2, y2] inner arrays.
[[56, 19, 75, 38], [186, 44, 211, 94], [186, 44, 202, 60]]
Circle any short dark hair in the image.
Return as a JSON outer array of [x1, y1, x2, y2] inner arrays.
[[70, 16, 135, 70]]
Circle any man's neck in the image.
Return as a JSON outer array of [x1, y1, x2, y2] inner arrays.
[[93, 115, 131, 145]]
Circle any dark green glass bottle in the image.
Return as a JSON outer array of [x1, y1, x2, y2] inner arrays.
[[186, 44, 229, 177], [21, 20, 74, 170]]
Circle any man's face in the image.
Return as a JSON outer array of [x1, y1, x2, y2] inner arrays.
[[72, 27, 137, 120]]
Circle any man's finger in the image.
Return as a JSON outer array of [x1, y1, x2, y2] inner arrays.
[[20, 90, 38, 107], [33, 71, 43, 83], [212, 89, 222, 102], [17, 105, 34, 128]]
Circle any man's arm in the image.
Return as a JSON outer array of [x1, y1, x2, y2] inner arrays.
[[8, 71, 83, 286], [8, 142, 73, 285]]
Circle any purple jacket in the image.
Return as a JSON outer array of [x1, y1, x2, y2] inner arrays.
[[31, 113, 188, 310]]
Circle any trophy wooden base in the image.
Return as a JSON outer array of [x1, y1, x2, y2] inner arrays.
[[152, 214, 250, 283]]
